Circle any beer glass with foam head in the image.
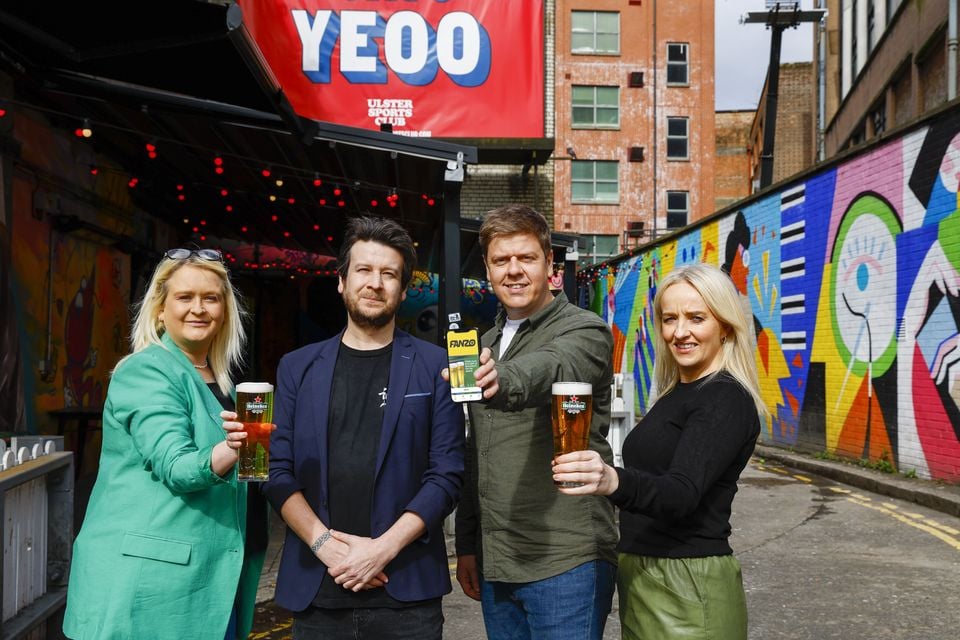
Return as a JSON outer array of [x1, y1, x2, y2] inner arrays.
[[235, 382, 274, 481], [551, 382, 593, 487]]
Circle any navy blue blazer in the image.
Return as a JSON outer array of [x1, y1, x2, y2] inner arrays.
[[263, 329, 464, 611]]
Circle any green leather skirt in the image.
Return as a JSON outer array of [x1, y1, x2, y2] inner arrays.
[[617, 553, 747, 640]]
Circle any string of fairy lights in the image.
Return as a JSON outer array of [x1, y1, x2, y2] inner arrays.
[[6, 98, 645, 288], [576, 249, 670, 287], [4, 98, 446, 276]]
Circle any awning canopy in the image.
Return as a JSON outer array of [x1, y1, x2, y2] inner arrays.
[[0, 0, 478, 277]]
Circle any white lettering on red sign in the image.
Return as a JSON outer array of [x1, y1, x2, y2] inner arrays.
[[291, 8, 491, 87]]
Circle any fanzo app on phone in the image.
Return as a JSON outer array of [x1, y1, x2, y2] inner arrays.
[[447, 330, 481, 402]]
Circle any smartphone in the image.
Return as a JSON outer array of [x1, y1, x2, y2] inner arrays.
[[446, 327, 482, 402]]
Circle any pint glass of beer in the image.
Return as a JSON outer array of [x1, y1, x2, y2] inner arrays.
[[235, 382, 274, 481], [450, 360, 466, 388], [551, 382, 593, 487]]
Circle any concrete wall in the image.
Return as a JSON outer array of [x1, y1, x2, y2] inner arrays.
[[580, 102, 960, 482]]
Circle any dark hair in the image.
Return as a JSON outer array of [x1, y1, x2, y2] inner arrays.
[[479, 204, 552, 261], [337, 216, 417, 288]]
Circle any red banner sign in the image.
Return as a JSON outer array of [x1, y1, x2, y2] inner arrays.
[[238, 0, 545, 138]]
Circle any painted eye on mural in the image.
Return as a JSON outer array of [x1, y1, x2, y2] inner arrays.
[[739, 247, 750, 269], [830, 195, 901, 376], [844, 254, 883, 293]]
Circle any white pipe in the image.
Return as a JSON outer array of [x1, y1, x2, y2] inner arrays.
[[949, 0, 957, 100]]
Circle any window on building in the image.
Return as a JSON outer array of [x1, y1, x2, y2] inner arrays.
[[867, 1, 876, 53], [849, 125, 866, 147], [871, 101, 886, 135], [666, 117, 689, 160], [666, 191, 689, 228], [571, 11, 620, 54], [579, 234, 620, 267], [572, 160, 619, 203], [666, 43, 689, 85], [572, 86, 620, 128]]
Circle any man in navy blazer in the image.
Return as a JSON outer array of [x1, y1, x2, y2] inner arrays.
[[263, 217, 464, 640]]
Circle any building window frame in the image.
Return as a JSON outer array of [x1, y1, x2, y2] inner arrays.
[[666, 190, 689, 229], [571, 85, 620, 129], [666, 43, 689, 86], [666, 117, 690, 160], [571, 11, 620, 55], [579, 234, 620, 267], [571, 160, 620, 204]]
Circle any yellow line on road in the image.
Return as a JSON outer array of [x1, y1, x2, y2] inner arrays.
[[924, 520, 960, 535], [828, 487, 851, 494], [249, 621, 293, 640], [792, 475, 812, 483], [846, 497, 960, 551]]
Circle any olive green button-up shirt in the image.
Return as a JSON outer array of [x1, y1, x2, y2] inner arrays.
[[455, 293, 618, 583]]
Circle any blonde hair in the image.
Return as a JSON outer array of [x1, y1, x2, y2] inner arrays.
[[119, 255, 245, 396], [651, 263, 769, 419]]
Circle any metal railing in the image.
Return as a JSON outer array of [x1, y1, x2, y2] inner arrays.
[[0, 438, 73, 640]]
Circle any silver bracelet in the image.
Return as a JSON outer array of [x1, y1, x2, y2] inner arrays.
[[310, 531, 332, 554]]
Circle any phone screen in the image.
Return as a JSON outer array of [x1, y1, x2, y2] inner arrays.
[[446, 327, 482, 402]]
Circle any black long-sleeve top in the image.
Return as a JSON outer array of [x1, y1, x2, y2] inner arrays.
[[608, 372, 760, 558]]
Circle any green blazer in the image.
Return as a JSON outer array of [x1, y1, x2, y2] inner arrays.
[[64, 333, 252, 640]]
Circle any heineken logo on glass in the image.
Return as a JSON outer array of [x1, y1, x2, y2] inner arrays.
[[245, 396, 270, 415], [562, 396, 587, 414]]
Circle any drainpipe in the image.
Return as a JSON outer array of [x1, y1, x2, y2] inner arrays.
[[949, 0, 958, 100], [651, 0, 658, 240], [816, 2, 827, 161]]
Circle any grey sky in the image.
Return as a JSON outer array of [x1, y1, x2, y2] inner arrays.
[[715, 0, 816, 110]]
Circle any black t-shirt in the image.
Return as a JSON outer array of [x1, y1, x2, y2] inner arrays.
[[314, 342, 408, 608], [207, 382, 269, 554], [608, 372, 760, 558]]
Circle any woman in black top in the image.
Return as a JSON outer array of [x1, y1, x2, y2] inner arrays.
[[553, 263, 768, 640]]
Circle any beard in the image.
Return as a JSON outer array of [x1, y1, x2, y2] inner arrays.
[[344, 292, 400, 328]]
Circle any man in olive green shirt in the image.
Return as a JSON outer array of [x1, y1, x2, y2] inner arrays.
[[455, 204, 618, 640]]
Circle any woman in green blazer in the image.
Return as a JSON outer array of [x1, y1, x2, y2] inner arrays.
[[64, 248, 262, 640]]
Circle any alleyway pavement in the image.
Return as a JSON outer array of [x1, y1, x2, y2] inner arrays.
[[249, 446, 960, 639]]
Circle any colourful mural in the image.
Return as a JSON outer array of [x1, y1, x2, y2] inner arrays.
[[581, 106, 960, 482], [397, 270, 499, 341], [16, 231, 130, 426]]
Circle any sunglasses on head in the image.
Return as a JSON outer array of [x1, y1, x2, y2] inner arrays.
[[164, 248, 223, 262]]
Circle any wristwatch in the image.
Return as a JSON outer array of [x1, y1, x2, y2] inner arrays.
[[310, 531, 332, 555]]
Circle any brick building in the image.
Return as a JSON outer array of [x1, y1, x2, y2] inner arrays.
[[749, 62, 816, 188], [714, 110, 754, 210], [554, 0, 716, 264], [815, 0, 958, 155], [460, 1, 717, 267]]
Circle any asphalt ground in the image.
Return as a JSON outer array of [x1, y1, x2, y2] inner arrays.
[[250, 445, 960, 640]]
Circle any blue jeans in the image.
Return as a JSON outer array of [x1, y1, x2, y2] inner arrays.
[[292, 601, 443, 640], [480, 560, 616, 640]]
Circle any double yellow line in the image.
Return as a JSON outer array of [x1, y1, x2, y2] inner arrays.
[[754, 462, 960, 551]]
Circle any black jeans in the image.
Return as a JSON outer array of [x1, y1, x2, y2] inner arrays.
[[292, 601, 443, 640]]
